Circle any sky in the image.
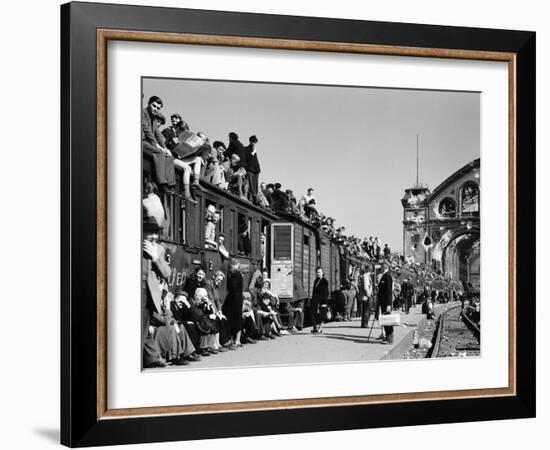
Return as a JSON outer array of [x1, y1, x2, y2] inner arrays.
[[143, 78, 480, 251]]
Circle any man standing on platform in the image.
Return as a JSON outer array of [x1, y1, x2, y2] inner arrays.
[[401, 277, 414, 314], [377, 263, 394, 344], [310, 267, 329, 334]]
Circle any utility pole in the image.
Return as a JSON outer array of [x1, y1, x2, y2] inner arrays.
[[416, 133, 419, 187]]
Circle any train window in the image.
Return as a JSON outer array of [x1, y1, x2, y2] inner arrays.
[[303, 235, 310, 246], [237, 213, 251, 256], [205, 200, 218, 249], [161, 194, 176, 241], [273, 224, 292, 260], [179, 203, 187, 244], [218, 206, 224, 236]]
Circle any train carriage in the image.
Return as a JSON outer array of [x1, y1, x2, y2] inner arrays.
[[144, 155, 277, 299], [269, 214, 318, 302]]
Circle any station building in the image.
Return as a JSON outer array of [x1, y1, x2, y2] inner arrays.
[[401, 158, 480, 288]]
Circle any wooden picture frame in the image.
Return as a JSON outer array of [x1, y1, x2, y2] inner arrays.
[[61, 1, 535, 447]]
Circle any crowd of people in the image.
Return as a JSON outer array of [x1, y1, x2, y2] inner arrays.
[[143, 212, 309, 367], [141, 94, 468, 366], [142, 94, 398, 261]]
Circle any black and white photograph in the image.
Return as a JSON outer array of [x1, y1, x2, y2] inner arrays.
[[141, 77, 481, 370]]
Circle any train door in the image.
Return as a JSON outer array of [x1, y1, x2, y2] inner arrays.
[[270, 222, 294, 300], [303, 231, 311, 297]]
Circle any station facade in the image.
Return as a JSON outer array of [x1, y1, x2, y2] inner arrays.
[[402, 158, 480, 288]]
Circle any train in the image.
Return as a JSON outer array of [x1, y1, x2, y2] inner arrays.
[[144, 154, 371, 318]]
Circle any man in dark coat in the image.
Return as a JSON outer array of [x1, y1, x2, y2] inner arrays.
[[271, 183, 290, 213], [222, 258, 244, 345], [401, 277, 414, 314], [224, 132, 247, 162], [310, 267, 329, 334], [141, 96, 176, 192], [377, 263, 394, 343], [243, 135, 261, 203]]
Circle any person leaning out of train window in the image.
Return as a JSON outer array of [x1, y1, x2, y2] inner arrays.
[[237, 224, 251, 256], [217, 234, 229, 261], [142, 95, 176, 193], [205, 204, 218, 249], [206, 271, 237, 351]]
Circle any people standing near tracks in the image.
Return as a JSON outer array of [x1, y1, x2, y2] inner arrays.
[[310, 267, 329, 334], [377, 263, 394, 344]]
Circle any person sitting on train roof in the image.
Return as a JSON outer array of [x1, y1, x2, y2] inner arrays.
[[271, 183, 290, 213], [203, 141, 228, 189], [224, 132, 247, 162], [205, 204, 218, 249], [300, 188, 316, 209], [161, 113, 190, 151], [304, 198, 318, 220], [224, 154, 249, 200], [142, 95, 176, 194], [286, 189, 301, 217], [171, 131, 210, 204], [256, 182, 271, 209], [262, 183, 275, 206]]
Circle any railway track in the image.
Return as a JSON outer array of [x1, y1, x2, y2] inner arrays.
[[430, 304, 480, 358]]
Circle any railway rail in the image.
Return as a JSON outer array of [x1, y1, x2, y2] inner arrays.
[[430, 304, 480, 358]]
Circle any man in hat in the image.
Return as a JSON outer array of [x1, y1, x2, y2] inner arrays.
[[142, 211, 172, 367], [377, 263, 394, 343], [142, 95, 176, 193], [243, 135, 261, 203]]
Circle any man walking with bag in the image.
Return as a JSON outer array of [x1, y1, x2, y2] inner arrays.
[[378, 263, 395, 344]]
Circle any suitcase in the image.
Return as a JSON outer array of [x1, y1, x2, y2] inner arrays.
[[379, 313, 401, 327]]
